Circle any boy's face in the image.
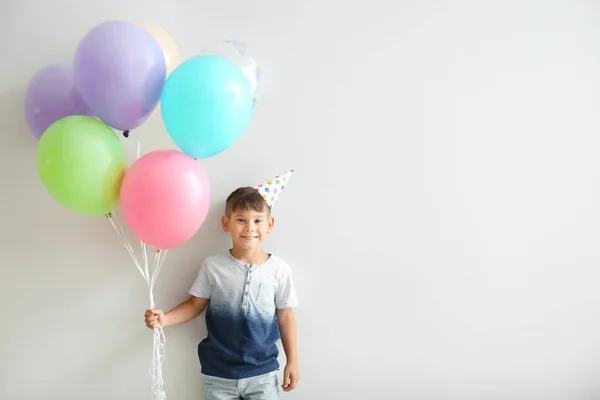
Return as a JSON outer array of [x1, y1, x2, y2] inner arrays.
[[222, 207, 274, 251]]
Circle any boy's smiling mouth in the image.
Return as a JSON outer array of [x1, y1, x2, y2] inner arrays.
[[241, 235, 258, 240]]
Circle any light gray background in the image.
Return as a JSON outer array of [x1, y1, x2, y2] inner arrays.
[[3, 1, 600, 399]]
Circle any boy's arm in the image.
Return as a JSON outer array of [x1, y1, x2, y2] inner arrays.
[[165, 296, 208, 327], [277, 307, 299, 392], [145, 296, 208, 329]]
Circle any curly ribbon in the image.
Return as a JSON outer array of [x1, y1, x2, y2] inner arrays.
[[106, 210, 169, 400]]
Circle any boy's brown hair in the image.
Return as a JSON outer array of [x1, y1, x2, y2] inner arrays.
[[225, 187, 271, 218]]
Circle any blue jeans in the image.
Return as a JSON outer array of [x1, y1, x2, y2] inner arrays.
[[202, 370, 279, 400]]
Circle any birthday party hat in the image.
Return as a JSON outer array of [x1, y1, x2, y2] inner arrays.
[[255, 169, 294, 208]]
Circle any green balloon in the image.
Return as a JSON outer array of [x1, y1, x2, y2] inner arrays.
[[36, 116, 128, 216]]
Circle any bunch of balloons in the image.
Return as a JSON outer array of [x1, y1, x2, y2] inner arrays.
[[27, 20, 262, 249]]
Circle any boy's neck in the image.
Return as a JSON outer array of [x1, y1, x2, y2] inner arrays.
[[230, 246, 270, 265]]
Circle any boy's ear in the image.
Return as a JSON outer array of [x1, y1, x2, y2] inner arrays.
[[267, 217, 275, 234], [221, 215, 230, 232]]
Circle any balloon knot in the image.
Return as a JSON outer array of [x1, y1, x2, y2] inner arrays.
[[123, 130, 130, 138]]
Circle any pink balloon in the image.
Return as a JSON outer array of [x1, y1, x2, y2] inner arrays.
[[120, 149, 211, 249]]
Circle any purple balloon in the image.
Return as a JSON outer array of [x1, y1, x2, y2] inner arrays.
[[24, 63, 93, 139], [73, 21, 166, 131]]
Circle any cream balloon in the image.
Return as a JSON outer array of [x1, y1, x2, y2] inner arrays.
[[139, 23, 182, 115]]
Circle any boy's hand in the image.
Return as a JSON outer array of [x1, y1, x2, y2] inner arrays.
[[282, 362, 299, 392], [144, 309, 165, 329]]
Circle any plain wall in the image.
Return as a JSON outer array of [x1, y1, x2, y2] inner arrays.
[[3, 0, 600, 399]]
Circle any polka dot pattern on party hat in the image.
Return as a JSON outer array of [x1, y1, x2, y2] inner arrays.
[[254, 169, 294, 209]]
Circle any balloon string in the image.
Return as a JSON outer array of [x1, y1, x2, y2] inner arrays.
[[106, 212, 145, 278], [149, 250, 167, 400], [142, 239, 150, 286], [105, 211, 169, 400], [151, 325, 167, 400]]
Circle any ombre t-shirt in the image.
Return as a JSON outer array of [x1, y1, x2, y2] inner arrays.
[[189, 251, 298, 379]]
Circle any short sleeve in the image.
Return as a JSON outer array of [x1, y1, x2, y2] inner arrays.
[[189, 260, 211, 299], [276, 263, 298, 309]]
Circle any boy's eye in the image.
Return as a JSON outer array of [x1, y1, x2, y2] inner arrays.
[[237, 219, 244, 222], [255, 220, 262, 224]]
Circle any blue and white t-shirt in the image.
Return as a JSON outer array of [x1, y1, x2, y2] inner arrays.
[[189, 251, 298, 379]]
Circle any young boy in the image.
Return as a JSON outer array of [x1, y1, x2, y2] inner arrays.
[[144, 171, 299, 400]]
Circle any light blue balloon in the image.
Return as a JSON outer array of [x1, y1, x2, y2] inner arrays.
[[160, 55, 254, 159]]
